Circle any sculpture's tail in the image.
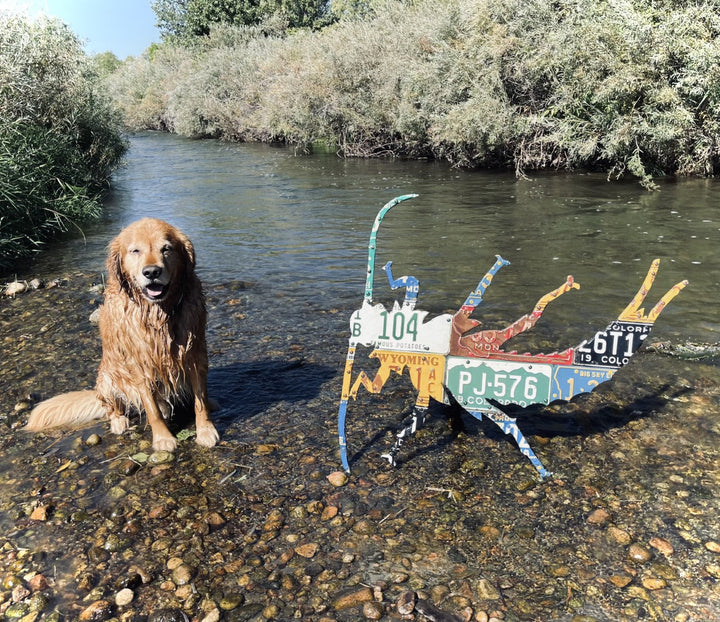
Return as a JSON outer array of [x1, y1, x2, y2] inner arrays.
[[24, 390, 105, 431]]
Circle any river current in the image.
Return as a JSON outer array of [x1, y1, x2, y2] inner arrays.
[[27, 131, 719, 346]]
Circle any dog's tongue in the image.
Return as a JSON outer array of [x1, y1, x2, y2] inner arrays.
[[146, 284, 164, 298]]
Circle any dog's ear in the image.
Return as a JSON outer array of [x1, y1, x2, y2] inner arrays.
[[177, 231, 196, 277], [106, 234, 126, 290]]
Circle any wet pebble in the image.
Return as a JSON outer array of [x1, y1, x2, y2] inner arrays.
[[27, 591, 49, 612], [2, 574, 22, 589], [103, 533, 126, 552], [3, 281, 27, 296], [705, 541, 720, 553], [11, 584, 30, 602], [606, 526, 632, 545], [200, 609, 220, 622], [148, 609, 189, 622], [706, 564, 720, 578], [3, 603, 29, 619], [29, 505, 50, 521], [430, 585, 451, 603], [396, 590, 416, 614], [85, 433, 102, 446], [476, 578, 500, 600], [609, 574, 632, 588], [628, 543, 653, 564], [27, 574, 48, 592], [116, 458, 141, 476], [78, 600, 113, 621], [219, 592, 244, 610], [148, 451, 175, 465], [115, 588, 134, 606], [649, 536, 673, 556], [415, 598, 460, 621], [171, 563, 195, 585], [363, 600, 384, 619], [641, 577, 667, 590], [295, 543, 318, 558], [327, 471, 348, 487], [332, 587, 374, 610], [586, 508, 610, 525], [353, 519, 375, 535]]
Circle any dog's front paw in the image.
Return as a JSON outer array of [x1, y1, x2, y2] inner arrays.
[[196, 423, 219, 448], [109, 415, 130, 435], [152, 435, 178, 452]]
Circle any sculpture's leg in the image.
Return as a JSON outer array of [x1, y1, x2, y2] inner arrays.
[[479, 276, 581, 353], [349, 364, 393, 398], [460, 255, 511, 311], [532, 275, 580, 315], [338, 346, 357, 472], [647, 279, 689, 322], [338, 401, 351, 472], [470, 406, 552, 479], [381, 405, 428, 466], [618, 259, 659, 321]]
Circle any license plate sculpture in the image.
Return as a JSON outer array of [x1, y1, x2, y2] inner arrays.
[[337, 195, 688, 478]]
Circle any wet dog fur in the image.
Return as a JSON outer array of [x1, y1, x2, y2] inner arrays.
[[25, 218, 219, 452]]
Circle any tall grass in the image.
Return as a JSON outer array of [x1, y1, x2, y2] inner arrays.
[[105, 0, 720, 186], [0, 13, 127, 272]]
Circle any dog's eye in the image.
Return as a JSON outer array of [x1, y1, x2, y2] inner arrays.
[[129, 248, 140, 255], [161, 245, 173, 255]]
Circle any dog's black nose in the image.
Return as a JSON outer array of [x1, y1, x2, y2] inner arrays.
[[143, 265, 162, 280]]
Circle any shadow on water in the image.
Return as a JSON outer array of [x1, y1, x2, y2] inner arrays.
[[487, 384, 693, 438], [207, 358, 336, 433], [144, 358, 337, 441], [346, 358, 694, 470]]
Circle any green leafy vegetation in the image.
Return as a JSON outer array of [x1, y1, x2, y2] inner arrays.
[[110, 0, 720, 187], [109, 0, 720, 186], [0, 14, 127, 272], [152, 0, 333, 39]]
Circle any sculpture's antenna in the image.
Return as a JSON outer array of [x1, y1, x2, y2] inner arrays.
[[363, 194, 419, 304]]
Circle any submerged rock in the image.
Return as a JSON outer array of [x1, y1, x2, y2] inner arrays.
[[1, 271, 719, 622]]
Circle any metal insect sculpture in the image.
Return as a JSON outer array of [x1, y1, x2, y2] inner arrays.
[[337, 195, 688, 478]]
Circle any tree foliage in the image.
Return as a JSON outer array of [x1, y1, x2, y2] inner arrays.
[[110, 0, 720, 187], [152, 0, 332, 38]]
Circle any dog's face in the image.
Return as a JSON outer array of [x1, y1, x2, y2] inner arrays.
[[108, 218, 195, 303]]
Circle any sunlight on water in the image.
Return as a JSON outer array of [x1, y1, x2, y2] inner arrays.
[[30, 132, 719, 345]]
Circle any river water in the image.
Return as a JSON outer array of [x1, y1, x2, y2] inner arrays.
[[28, 131, 719, 345], [2, 132, 720, 621]]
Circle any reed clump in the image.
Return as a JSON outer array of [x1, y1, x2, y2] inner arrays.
[[106, 0, 720, 187], [0, 13, 127, 272]]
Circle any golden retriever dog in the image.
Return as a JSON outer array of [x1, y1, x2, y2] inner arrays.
[[25, 218, 219, 452]]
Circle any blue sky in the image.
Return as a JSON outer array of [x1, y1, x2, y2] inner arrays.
[[6, 0, 161, 59]]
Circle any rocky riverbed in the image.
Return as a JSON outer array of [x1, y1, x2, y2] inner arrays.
[[1, 272, 719, 622]]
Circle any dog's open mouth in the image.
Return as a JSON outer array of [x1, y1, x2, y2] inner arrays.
[[143, 282, 168, 302]]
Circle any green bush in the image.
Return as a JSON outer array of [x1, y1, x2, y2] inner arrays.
[[105, 0, 720, 186], [0, 13, 127, 272]]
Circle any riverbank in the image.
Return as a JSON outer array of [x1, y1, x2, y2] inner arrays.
[[105, 0, 720, 188], [0, 14, 126, 271], [1, 271, 718, 621]]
